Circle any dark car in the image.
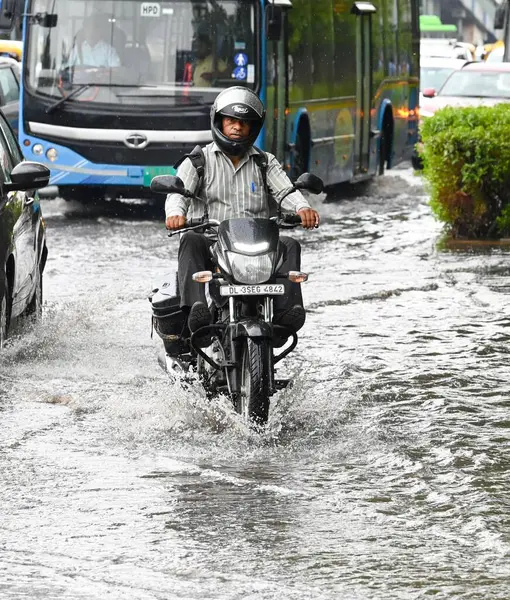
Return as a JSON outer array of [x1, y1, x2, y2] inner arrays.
[[0, 110, 50, 347], [0, 57, 20, 136]]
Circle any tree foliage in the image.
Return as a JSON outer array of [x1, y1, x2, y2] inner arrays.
[[421, 104, 510, 238]]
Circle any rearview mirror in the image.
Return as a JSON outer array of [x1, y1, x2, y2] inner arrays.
[[294, 173, 324, 195], [422, 88, 437, 98], [7, 162, 51, 192], [150, 175, 190, 196]]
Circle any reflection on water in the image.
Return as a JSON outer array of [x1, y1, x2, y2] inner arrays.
[[1, 168, 509, 599]]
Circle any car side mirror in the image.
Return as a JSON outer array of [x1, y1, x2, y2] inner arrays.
[[150, 175, 192, 196], [7, 162, 51, 192], [294, 172, 324, 195], [422, 88, 437, 98]]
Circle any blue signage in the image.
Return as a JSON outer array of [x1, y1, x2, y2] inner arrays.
[[233, 66, 247, 81], [234, 53, 248, 67]]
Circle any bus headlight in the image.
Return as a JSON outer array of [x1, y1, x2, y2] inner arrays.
[[46, 148, 58, 162], [32, 144, 44, 156]]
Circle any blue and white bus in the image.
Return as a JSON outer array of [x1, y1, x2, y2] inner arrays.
[[2, 0, 419, 201]]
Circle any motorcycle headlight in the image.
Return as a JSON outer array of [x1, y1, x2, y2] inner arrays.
[[226, 252, 275, 284]]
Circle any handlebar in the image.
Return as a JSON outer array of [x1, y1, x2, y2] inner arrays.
[[271, 213, 303, 229], [167, 218, 220, 238], [187, 217, 211, 227], [167, 215, 304, 237], [281, 214, 303, 225]]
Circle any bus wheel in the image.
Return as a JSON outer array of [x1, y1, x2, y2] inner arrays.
[[292, 129, 308, 180], [378, 127, 387, 175]]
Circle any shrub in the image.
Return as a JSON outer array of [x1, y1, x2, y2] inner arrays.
[[420, 104, 510, 238]]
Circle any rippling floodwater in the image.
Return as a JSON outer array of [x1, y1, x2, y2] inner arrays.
[[1, 167, 509, 599]]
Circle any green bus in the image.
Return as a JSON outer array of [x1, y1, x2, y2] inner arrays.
[[265, 0, 420, 186]]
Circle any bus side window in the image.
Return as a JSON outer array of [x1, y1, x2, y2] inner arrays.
[[397, 0, 412, 75], [287, 0, 312, 101], [333, 0, 357, 98], [310, 0, 334, 100], [382, 0, 399, 77]]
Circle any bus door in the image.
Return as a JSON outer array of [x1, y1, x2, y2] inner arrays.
[[352, 2, 376, 175]]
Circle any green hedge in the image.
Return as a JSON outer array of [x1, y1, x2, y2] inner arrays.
[[420, 104, 510, 239]]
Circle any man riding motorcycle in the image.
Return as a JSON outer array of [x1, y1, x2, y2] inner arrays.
[[165, 87, 320, 346]]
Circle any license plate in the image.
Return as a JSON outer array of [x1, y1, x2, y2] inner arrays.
[[143, 166, 176, 187], [220, 284, 285, 296]]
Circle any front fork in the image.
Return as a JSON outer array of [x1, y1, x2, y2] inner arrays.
[[224, 297, 275, 398]]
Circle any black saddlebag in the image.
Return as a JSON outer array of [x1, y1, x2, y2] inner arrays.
[[149, 272, 188, 356]]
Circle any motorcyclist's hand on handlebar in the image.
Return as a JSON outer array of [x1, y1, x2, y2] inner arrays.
[[298, 208, 320, 230], [166, 215, 186, 230]]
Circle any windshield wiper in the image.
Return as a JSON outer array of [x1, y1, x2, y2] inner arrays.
[[46, 84, 91, 115], [114, 91, 204, 105]]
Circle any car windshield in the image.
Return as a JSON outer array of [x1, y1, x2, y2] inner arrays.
[[439, 70, 510, 98], [26, 0, 257, 107], [420, 67, 455, 92]]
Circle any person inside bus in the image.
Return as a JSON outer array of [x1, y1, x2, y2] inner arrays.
[[192, 29, 229, 87], [165, 87, 320, 346], [68, 13, 122, 68]]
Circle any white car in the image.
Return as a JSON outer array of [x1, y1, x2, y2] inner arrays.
[[413, 56, 469, 169], [420, 56, 469, 103], [420, 39, 473, 61]]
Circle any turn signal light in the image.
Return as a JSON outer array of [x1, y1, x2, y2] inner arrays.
[[288, 271, 308, 283], [192, 270, 213, 283]]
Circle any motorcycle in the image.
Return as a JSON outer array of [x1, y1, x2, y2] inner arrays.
[[149, 172, 323, 426]]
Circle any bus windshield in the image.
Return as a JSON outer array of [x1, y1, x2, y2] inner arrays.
[[26, 0, 257, 107]]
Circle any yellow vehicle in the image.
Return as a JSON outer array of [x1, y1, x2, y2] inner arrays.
[[482, 40, 505, 62], [0, 40, 22, 61], [484, 40, 504, 62]]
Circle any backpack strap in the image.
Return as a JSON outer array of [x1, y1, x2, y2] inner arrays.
[[251, 146, 269, 196], [173, 145, 206, 192], [252, 146, 278, 216]]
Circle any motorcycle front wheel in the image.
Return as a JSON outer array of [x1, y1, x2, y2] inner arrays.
[[237, 338, 272, 426]]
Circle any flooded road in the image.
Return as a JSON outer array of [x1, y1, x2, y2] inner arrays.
[[1, 167, 509, 599]]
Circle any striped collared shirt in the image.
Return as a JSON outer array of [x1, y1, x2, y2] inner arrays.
[[165, 142, 310, 221]]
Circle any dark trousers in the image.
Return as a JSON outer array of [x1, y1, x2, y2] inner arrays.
[[177, 231, 303, 313]]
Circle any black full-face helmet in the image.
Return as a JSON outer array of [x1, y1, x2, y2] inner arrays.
[[211, 87, 266, 156]]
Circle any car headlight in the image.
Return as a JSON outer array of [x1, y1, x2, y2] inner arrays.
[[226, 252, 275, 284], [32, 144, 44, 156], [46, 148, 58, 162]]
